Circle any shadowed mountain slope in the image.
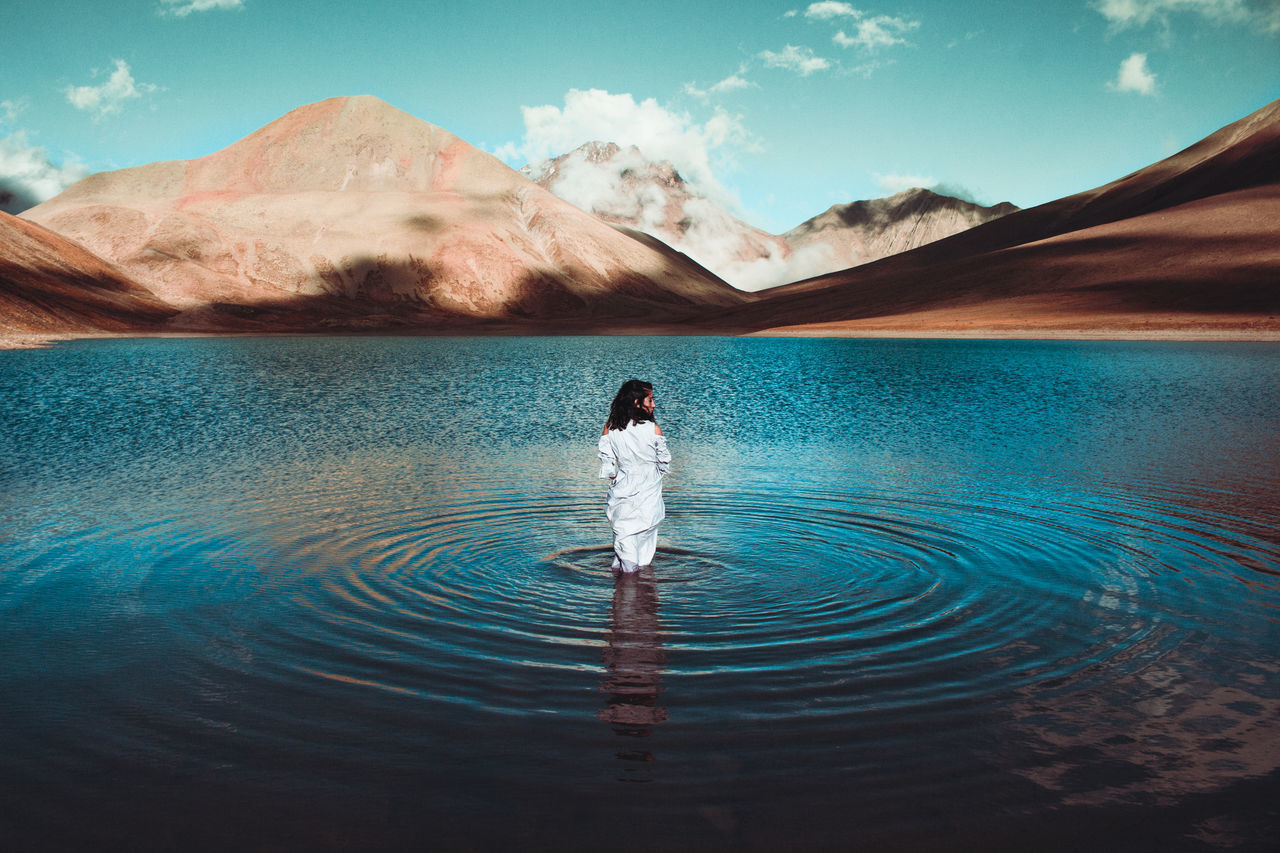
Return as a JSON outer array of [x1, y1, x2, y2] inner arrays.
[[0, 210, 177, 333], [21, 96, 745, 331], [721, 97, 1280, 334]]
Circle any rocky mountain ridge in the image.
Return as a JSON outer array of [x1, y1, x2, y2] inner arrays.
[[783, 188, 1018, 278], [524, 141, 1016, 291]]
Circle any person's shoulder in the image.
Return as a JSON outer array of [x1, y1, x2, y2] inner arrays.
[[653, 422, 663, 436]]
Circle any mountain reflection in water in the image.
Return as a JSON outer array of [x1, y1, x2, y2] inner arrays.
[[600, 566, 668, 775]]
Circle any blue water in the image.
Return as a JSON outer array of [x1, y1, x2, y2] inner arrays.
[[1, 336, 1278, 850]]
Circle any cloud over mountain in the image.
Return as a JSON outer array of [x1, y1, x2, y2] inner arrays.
[[523, 141, 830, 291], [496, 88, 752, 210], [526, 143, 1013, 292], [0, 133, 90, 214]]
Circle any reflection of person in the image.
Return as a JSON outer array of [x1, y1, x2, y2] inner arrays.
[[598, 379, 671, 574], [599, 565, 668, 741]]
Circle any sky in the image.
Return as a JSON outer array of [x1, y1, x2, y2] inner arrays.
[[2, 0, 1277, 232]]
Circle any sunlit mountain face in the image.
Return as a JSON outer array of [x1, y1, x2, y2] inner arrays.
[[18, 96, 745, 333]]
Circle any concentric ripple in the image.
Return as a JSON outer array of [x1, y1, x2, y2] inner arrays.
[[2, 335, 1278, 849], [74, 459, 1268, 732]]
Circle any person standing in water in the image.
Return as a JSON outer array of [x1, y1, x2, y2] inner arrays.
[[598, 379, 671, 574]]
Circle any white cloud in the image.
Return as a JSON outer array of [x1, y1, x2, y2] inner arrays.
[[530, 146, 670, 232], [1093, 0, 1280, 33], [875, 172, 936, 194], [158, 0, 245, 17], [932, 182, 986, 204], [946, 30, 983, 49], [64, 59, 159, 119], [684, 70, 755, 99], [695, 5, 914, 92], [0, 132, 91, 214], [711, 74, 753, 93], [799, 4, 922, 53], [1109, 52, 1158, 95], [1, 99, 28, 124], [805, 2, 861, 19], [1094, 0, 1159, 27], [873, 173, 987, 203], [721, 243, 840, 291], [833, 15, 921, 49], [758, 44, 832, 76], [495, 89, 753, 208], [840, 59, 889, 78], [525, 142, 838, 291]]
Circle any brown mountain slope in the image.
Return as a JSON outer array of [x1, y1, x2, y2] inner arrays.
[[0, 210, 177, 333], [22, 96, 745, 331], [784, 188, 1016, 273], [720, 97, 1280, 335]]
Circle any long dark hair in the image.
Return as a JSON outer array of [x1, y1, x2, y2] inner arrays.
[[607, 379, 654, 432]]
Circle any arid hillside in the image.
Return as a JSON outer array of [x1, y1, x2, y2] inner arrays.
[[0, 210, 176, 333], [718, 97, 1280, 337], [21, 96, 746, 331]]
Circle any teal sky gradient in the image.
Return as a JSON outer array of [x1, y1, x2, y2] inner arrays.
[[2, 0, 1277, 230]]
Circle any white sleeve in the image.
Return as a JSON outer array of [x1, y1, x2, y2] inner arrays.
[[653, 434, 671, 475], [597, 434, 618, 480]]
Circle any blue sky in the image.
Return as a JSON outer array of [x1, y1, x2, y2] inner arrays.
[[2, 0, 1277, 230]]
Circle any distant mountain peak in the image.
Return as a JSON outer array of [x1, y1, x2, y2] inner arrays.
[[798, 187, 1018, 231], [524, 141, 811, 291], [576, 140, 623, 164], [525, 143, 1022, 291], [523, 141, 687, 190], [783, 188, 1018, 270]]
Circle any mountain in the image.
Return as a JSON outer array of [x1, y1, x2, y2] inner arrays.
[[716, 97, 1280, 336], [783, 188, 1017, 272], [0, 210, 177, 333], [20, 96, 745, 331], [524, 143, 1016, 292], [523, 142, 809, 291]]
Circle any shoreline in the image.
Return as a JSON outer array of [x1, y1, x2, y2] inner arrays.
[[743, 327, 1280, 342], [6, 324, 1280, 350]]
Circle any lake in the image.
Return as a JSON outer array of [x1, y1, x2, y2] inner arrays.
[[1, 335, 1278, 850]]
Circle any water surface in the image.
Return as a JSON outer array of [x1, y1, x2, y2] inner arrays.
[[2, 336, 1278, 850]]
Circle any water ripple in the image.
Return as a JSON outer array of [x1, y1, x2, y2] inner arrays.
[[2, 337, 1278, 849]]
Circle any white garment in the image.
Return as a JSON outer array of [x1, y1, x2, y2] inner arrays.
[[598, 420, 671, 572]]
